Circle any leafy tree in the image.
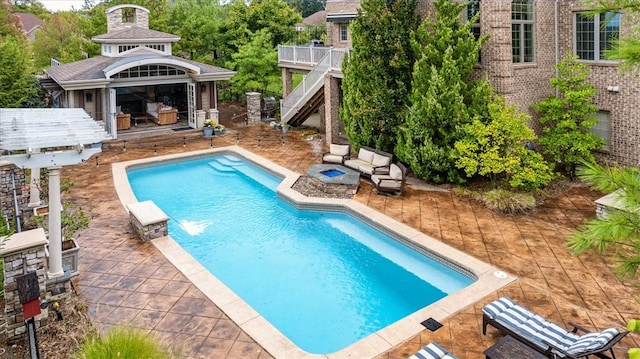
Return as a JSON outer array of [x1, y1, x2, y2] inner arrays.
[[0, 36, 45, 107], [0, 1, 23, 39], [568, 161, 640, 279], [340, 0, 418, 153], [223, 0, 301, 52], [285, 0, 326, 17], [167, 0, 227, 64], [396, 0, 489, 184], [455, 96, 554, 190], [13, 0, 51, 19], [226, 29, 280, 96], [586, 0, 640, 70], [32, 12, 92, 70], [532, 55, 603, 179]]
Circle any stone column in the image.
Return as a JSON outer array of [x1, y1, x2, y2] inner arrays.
[[246, 92, 262, 124], [324, 74, 341, 145], [282, 68, 293, 97], [47, 167, 63, 279], [482, 1, 514, 96], [1, 228, 48, 343]]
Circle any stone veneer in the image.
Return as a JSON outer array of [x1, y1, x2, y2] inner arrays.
[[246, 92, 262, 124], [1, 229, 48, 343], [106, 5, 149, 33]]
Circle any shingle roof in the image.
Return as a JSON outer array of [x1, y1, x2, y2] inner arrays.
[[93, 26, 179, 42], [15, 12, 43, 35], [45, 48, 234, 85]]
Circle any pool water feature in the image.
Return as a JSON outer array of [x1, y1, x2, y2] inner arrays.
[[127, 154, 474, 354], [320, 168, 345, 177]]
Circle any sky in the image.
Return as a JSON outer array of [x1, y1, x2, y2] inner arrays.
[[40, 1, 86, 12]]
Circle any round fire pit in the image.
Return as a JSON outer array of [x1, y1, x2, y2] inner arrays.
[[306, 164, 360, 196]]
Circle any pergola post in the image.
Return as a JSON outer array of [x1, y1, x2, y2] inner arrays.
[[47, 166, 64, 278], [28, 149, 41, 207]]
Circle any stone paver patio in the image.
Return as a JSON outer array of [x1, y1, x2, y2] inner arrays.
[[62, 119, 639, 358]]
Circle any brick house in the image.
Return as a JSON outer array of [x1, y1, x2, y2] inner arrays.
[[279, 0, 640, 167]]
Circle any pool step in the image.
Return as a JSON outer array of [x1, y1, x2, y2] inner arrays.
[[207, 161, 236, 175], [216, 155, 243, 167], [233, 164, 281, 191]]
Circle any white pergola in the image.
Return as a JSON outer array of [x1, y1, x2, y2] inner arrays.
[[0, 108, 107, 279]]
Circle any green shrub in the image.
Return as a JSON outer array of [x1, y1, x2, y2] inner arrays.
[[482, 189, 536, 215], [75, 327, 174, 359]]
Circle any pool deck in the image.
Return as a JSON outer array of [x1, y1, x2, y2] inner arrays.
[[64, 121, 639, 358]]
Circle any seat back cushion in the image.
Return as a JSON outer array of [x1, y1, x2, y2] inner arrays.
[[147, 102, 158, 112], [566, 327, 619, 355], [482, 297, 518, 319], [389, 164, 403, 180], [331, 144, 350, 156], [409, 342, 449, 359], [372, 153, 391, 167], [358, 148, 375, 163]]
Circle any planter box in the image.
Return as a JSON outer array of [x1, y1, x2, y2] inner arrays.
[[203, 127, 214, 138], [62, 238, 80, 278]]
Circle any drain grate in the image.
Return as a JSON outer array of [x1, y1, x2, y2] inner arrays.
[[420, 318, 443, 331]]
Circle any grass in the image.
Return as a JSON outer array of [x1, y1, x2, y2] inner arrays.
[[75, 326, 175, 359]]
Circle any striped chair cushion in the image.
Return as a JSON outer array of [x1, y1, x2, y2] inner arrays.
[[566, 327, 619, 355], [409, 342, 457, 359], [482, 297, 518, 319]]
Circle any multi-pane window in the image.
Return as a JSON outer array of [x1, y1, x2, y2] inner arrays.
[[112, 65, 186, 79], [512, 0, 534, 63], [118, 45, 139, 53], [591, 111, 611, 151], [340, 23, 348, 42], [466, 0, 481, 62], [145, 44, 166, 52], [575, 12, 620, 61]]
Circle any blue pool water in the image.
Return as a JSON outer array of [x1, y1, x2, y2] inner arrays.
[[127, 154, 474, 354]]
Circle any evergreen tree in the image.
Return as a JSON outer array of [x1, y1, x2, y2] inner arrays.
[[226, 29, 280, 96], [340, 0, 418, 153], [396, 0, 489, 184], [532, 55, 603, 179], [568, 161, 640, 279]]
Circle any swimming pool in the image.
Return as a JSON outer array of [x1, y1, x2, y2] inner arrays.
[[113, 146, 514, 358]]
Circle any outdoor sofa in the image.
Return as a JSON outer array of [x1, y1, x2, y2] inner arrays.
[[343, 146, 393, 178], [482, 297, 628, 358]]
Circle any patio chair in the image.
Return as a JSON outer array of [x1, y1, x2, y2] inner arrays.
[[322, 143, 351, 165], [409, 341, 458, 359], [371, 162, 407, 196], [482, 297, 628, 359]]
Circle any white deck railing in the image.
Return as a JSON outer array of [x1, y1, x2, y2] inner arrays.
[[279, 47, 348, 123]]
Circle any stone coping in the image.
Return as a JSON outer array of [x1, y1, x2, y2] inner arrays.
[[126, 200, 170, 226], [112, 146, 515, 359], [0, 228, 48, 256], [307, 164, 360, 185]]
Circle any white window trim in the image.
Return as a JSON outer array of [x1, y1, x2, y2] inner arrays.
[[339, 23, 348, 43]]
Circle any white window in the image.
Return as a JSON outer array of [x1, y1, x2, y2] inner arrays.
[[574, 12, 620, 62], [103, 45, 111, 54], [118, 45, 139, 53], [591, 111, 611, 151], [340, 23, 348, 42], [512, 0, 534, 63], [145, 44, 166, 52]]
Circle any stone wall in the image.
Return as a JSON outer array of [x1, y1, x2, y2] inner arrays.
[[107, 6, 150, 33], [0, 164, 27, 229], [246, 92, 262, 124]]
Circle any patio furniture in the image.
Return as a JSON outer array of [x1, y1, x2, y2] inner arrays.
[[343, 146, 393, 178], [147, 102, 178, 125], [484, 335, 547, 359], [322, 143, 351, 165], [371, 162, 407, 196], [116, 113, 131, 130], [409, 341, 457, 359], [482, 297, 628, 359]]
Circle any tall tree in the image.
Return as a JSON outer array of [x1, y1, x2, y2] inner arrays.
[[226, 29, 281, 96], [396, 0, 489, 184], [32, 12, 91, 70], [167, 0, 227, 65], [340, 0, 418, 153], [0, 36, 45, 107], [532, 55, 603, 179]]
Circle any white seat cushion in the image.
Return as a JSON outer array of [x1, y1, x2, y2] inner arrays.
[[389, 164, 403, 179], [330, 144, 350, 156], [323, 154, 344, 164], [357, 148, 375, 163], [372, 153, 391, 167]]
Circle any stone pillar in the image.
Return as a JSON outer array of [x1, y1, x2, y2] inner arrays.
[[246, 92, 262, 124], [47, 167, 63, 279], [1, 228, 48, 343], [324, 74, 341, 145], [282, 68, 293, 97]]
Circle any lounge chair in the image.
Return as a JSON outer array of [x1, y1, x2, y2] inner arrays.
[[482, 297, 628, 358], [409, 341, 458, 359], [322, 143, 351, 165], [371, 162, 407, 196]]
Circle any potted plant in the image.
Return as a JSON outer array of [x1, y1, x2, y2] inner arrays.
[[213, 123, 226, 135], [203, 119, 214, 137]]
